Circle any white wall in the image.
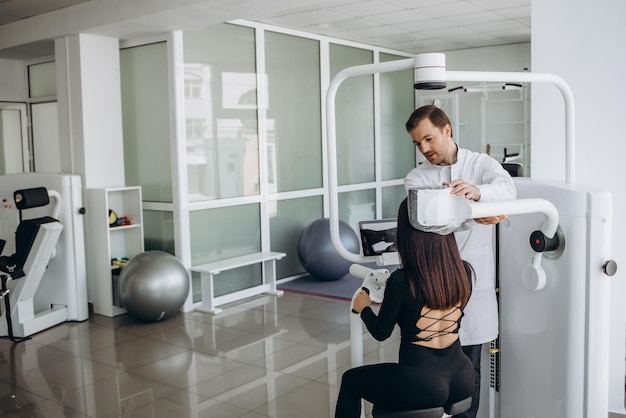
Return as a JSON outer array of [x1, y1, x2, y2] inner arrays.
[[532, 0, 626, 413]]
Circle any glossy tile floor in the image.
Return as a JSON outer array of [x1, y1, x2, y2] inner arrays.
[[0, 292, 400, 418]]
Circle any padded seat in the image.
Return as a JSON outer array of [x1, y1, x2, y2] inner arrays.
[[373, 397, 471, 418], [0, 216, 58, 279], [373, 406, 444, 418]]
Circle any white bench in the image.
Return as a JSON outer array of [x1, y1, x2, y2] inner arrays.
[[191, 251, 286, 314]]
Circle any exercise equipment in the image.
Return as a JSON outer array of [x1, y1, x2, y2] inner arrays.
[[348, 264, 388, 313], [118, 250, 189, 322], [327, 53, 618, 417], [0, 174, 88, 340], [297, 218, 360, 281], [0, 187, 62, 342]]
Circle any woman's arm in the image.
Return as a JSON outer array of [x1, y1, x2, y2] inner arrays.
[[360, 273, 404, 341]]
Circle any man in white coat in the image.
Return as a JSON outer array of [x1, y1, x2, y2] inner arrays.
[[404, 105, 516, 418]]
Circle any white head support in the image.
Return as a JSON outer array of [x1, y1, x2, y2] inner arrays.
[[407, 187, 461, 235]]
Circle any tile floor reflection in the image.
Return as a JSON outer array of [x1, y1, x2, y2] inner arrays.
[[0, 292, 399, 418]]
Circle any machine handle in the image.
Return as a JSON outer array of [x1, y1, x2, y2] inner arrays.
[[529, 230, 560, 252], [350, 287, 370, 314]]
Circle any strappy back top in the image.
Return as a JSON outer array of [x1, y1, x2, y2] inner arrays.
[[360, 269, 467, 351], [415, 306, 463, 341]]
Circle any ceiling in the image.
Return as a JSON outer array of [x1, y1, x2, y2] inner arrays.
[[0, 0, 530, 59]]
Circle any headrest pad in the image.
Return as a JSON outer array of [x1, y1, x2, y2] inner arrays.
[[14, 187, 50, 210], [407, 187, 458, 236]]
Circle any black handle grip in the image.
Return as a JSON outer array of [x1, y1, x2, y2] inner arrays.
[[351, 287, 370, 314], [529, 230, 559, 252]]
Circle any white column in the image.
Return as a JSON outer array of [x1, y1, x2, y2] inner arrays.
[[55, 34, 125, 187]]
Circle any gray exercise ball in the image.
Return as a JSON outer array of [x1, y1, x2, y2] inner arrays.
[[297, 218, 360, 281], [118, 251, 189, 322]]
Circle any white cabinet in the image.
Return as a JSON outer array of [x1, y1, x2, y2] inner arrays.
[[87, 187, 144, 317]]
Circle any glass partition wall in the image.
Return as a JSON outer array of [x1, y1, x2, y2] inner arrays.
[[120, 21, 415, 308]]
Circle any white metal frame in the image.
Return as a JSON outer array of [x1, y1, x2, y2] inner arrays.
[[0, 102, 30, 173], [325, 56, 575, 267], [130, 21, 416, 312]]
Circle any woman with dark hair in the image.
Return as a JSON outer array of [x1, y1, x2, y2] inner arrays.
[[334, 197, 475, 418]]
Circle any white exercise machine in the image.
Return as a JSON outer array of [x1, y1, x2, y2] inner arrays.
[[0, 173, 88, 340], [328, 53, 617, 418]]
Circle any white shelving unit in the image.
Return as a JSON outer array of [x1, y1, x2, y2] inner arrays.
[[481, 84, 530, 175], [87, 186, 144, 317], [417, 83, 530, 175]]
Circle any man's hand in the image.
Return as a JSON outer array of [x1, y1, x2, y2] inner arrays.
[[474, 215, 507, 225], [443, 180, 481, 201]]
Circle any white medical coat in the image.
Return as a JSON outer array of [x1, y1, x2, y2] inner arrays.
[[404, 147, 516, 346]]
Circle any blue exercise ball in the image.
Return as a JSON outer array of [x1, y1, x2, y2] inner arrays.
[[118, 251, 189, 322], [297, 218, 360, 281]]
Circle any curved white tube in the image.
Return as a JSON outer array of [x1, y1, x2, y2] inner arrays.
[[326, 59, 415, 265], [445, 70, 575, 185], [411, 188, 559, 239], [45, 189, 63, 260], [468, 198, 559, 238], [326, 56, 573, 265], [349, 263, 375, 279], [47, 189, 62, 220]]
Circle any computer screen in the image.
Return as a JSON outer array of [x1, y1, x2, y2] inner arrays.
[[358, 219, 397, 256]]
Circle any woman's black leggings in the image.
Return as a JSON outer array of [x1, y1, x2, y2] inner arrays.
[[335, 341, 474, 417]]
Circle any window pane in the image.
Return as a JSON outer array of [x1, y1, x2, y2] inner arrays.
[[120, 42, 173, 202], [330, 45, 374, 185], [265, 31, 322, 192], [183, 24, 259, 201], [189, 204, 261, 299], [0, 108, 25, 174], [382, 185, 406, 219], [270, 196, 324, 278], [143, 210, 175, 254], [31, 102, 61, 173], [380, 53, 415, 180], [339, 189, 376, 232], [28, 61, 56, 98]]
